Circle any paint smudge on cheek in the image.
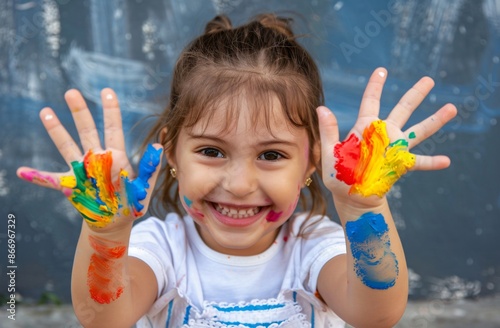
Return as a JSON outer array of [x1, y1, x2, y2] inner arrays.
[[182, 195, 204, 219], [183, 195, 193, 208], [346, 212, 398, 290], [334, 120, 415, 197], [285, 189, 301, 217], [87, 235, 126, 304], [268, 186, 300, 223], [266, 210, 282, 222], [61, 144, 161, 228]]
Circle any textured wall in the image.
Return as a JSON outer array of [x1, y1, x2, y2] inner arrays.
[[0, 0, 499, 303]]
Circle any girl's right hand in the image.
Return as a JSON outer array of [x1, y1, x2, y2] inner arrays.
[[16, 89, 163, 233]]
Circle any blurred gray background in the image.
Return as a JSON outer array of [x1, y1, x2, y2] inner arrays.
[[0, 0, 499, 311]]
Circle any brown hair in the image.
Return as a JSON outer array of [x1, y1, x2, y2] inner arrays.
[[142, 13, 326, 222]]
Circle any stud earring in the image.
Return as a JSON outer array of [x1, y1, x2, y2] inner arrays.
[[305, 177, 312, 187], [170, 168, 177, 178]]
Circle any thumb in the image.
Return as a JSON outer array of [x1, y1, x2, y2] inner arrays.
[[126, 143, 163, 217], [316, 106, 339, 151]]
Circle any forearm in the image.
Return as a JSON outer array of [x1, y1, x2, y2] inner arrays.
[[335, 196, 408, 327], [71, 223, 140, 328]]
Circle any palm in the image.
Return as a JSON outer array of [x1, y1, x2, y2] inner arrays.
[[318, 68, 457, 208], [17, 89, 162, 232]]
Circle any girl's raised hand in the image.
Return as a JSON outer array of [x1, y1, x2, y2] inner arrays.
[[17, 89, 163, 232], [317, 67, 457, 208]]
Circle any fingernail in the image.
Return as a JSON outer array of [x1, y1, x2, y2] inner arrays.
[[105, 93, 114, 100], [44, 114, 54, 120], [317, 106, 330, 118], [378, 70, 386, 78]]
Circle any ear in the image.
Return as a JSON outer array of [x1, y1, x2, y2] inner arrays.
[[305, 140, 321, 179], [160, 127, 177, 168]]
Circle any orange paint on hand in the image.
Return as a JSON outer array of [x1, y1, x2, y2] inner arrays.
[[334, 120, 416, 197], [87, 235, 126, 304], [62, 150, 123, 228]]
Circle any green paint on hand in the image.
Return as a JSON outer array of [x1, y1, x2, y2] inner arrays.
[[408, 132, 416, 139]]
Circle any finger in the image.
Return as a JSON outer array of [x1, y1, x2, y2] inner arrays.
[[386, 76, 435, 129], [137, 143, 163, 214], [65, 89, 102, 152], [123, 143, 163, 217], [317, 106, 339, 175], [40, 107, 83, 164], [405, 103, 457, 149], [411, 155, 451, 171], [101, 88, 126, 151], [17, 167, 73, 196], [357, 67, 387, 120]]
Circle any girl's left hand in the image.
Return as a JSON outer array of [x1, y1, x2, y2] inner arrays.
[[317, 67, 457, 208]]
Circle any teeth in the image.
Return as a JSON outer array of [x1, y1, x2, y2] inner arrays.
[[215, 203, 261, 219]]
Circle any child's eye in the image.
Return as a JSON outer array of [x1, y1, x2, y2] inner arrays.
[[200, 148, 224, 158], [258, 151, 283, 161]]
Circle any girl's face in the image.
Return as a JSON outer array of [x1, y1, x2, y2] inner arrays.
[[167, 96, 316, 256]]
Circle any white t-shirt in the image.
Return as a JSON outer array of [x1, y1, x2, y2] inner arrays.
[[129, 212, 347, 327]]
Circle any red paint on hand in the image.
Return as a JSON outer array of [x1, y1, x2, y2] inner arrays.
[[334, 133, 361, 185]]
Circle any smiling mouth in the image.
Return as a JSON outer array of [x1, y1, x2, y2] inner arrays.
[[213, 203, 262, 219]]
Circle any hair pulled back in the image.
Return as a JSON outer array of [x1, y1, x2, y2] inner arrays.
[[145, 13, 326, 220]]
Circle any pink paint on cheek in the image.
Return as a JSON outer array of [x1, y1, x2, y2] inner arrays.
[[266, 210, 282, 222], [182, 195, 205, 219], [186, 207, 205, 219], [288, 192, 300, 213]]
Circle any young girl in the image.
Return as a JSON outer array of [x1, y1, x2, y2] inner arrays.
[[17, 14, 457, 328]]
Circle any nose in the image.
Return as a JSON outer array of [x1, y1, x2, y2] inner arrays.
[[221, 160, 257, 198]]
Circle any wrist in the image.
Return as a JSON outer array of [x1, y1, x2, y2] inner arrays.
[[333, 194, 389, 223], [81, 220, 134, 242]]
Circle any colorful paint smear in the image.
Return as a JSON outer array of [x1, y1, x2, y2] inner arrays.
[[87, 235, 126, 304], [61, 144, 161, 228], [266, 210, 282, 222], [20, 170, 73, 197], [182, 195, 205, 219], [334, 120, 416, 197], [408, 131, 416, 139], [346, 212, 399, 289], [346, 212, 398, 290], [122, 145, 162, 216], [183, 195, 193, 208], [20, 170, 59, 188]]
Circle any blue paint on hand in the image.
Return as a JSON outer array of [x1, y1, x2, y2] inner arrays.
[[346, 212, 399, 290], [124, 144, 162, 213]]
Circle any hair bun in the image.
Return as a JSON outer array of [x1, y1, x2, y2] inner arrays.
[[205, 15, 232, 34], [255, 13, 294, 38]]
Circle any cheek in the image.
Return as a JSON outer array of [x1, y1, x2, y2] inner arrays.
[[266, 184, 301, 222], [180, 194, 205, 220], [177, 168, 217, 220], [285, 185, 301, 215]]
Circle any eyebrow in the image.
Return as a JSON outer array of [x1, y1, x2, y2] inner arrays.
[[187, 132, 299, 148]]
